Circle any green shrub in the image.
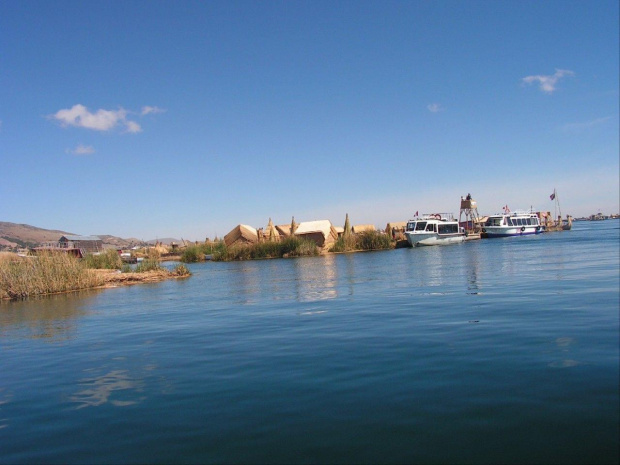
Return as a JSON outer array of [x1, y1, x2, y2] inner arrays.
[[135, 259, 161, 273]]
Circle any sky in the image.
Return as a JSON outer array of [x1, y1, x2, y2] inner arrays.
[[1, 0, 618, 241]]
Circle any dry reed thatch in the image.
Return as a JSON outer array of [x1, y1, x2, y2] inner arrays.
[[224, 224, 259, 247], [352, 224, 375, 234]]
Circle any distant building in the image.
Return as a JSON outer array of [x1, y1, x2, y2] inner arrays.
[[36, 235, 103, 257], [58, 235, 103, 253]]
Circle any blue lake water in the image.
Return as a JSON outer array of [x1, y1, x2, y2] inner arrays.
[[1, 221, 618, 464]]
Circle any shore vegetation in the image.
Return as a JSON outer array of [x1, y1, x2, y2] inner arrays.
[[330, 230, 394, 253], [0, 251, 191, 300]]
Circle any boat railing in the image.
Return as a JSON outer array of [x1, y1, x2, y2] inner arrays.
[[418, 213, 455, 221], [493, 209, 536, 216]]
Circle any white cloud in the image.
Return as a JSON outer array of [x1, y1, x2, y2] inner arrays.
[[124, 121, 142, 133], [67, 144, 95, 155], [141, 106, 166, 115], [51, 104, 141, 133], [427, 103, 442, 113], [562, 116, 613, 132], [522, 69, 575, 94]]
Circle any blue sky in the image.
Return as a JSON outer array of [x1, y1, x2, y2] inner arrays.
[[2, 0, 618, 241]]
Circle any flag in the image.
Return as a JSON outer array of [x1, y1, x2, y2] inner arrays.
[[550, 192, 556, 200], [415, 211, 418, 216]]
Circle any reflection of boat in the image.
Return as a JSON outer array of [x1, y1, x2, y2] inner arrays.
[[481, 209, 542, 238], [405, 213, 465, 246]]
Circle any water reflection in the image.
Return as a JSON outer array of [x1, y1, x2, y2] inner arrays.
[[70, 369, 145, 409], [465, 246, 481, 295], [224, 255, 342, 304], [0, 292, 100, 342], [293, 255, 338, 302]]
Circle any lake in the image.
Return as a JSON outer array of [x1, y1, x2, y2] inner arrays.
[[1, 221, 618, 464]]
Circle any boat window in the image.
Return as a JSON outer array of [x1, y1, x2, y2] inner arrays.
[[406, 222, 415, 231], [425, 223, 436, 232], [415, 222, 427, 231], [438, 224, 458, 234], [526, 218, 532, 225], [507, 218, 513, 226], [485, 217, 502, 227]]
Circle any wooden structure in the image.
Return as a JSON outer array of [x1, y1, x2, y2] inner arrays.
[[58, 235, 103, 253], [459, 196, 481, 234], [35, 235, 103, 258]]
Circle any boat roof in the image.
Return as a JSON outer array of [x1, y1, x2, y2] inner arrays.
[[408, 213, 456, 221], [489, 210, 537, 217]]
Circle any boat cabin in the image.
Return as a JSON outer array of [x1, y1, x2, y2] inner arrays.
[[485, 214, 540, 227]]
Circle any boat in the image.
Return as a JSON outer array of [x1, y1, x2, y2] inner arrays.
[[481, 208, 542, 238], [405, 213, 465, 246]]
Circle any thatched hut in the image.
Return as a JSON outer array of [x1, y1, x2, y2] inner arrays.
[[265, 218, 280, 242], [224, 224, 259, 247], [294, 220, 338, 248], [352, 224, 375, 234]]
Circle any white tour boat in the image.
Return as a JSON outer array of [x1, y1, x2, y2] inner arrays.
[[405, 213, 465, 247], [481, 209, 542, 238]]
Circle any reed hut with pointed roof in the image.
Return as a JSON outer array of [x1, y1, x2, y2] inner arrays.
[[224, 224, 259, 247], [265, 218, 280, 242]]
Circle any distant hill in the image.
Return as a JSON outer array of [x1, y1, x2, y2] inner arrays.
[[0, 222, 146, 250], [146, 238, 182, 246]]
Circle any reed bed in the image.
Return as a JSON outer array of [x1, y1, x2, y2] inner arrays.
[[207, 236, 319, 262], [330, 230, 394, 252], [83, 249, 123, 269], [0, 252, 104, 300]]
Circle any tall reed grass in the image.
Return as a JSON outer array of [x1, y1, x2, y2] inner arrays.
[[207, 236, 319, 262], [83, 249, 123, 269], [0, 252, 104, 300], [330, 230, 394, 252]]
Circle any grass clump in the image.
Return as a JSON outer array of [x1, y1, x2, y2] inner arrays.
[[330, 234, 357, 253], [134, 259, 161, 273], [355, 230, 393, 251], [0, 252, 104, 300], [180, 241, 226, 263], [330, 231, 394, 252], [83, 249, 123, 269], [209, 237, 319, 261], [172, 264, 191, 276]]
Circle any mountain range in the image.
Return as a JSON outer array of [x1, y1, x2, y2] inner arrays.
[[0, 221, 153, 250]]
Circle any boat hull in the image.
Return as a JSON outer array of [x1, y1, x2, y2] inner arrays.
[[481, 226, 542, 238], [405, 232, 465, 247]]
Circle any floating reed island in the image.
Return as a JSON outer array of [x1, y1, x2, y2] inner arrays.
[[0, 249, 190, 300], [2, 195, 575, 299]]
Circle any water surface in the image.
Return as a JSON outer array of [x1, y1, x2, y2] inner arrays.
[[1, 222, 618, 464]]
